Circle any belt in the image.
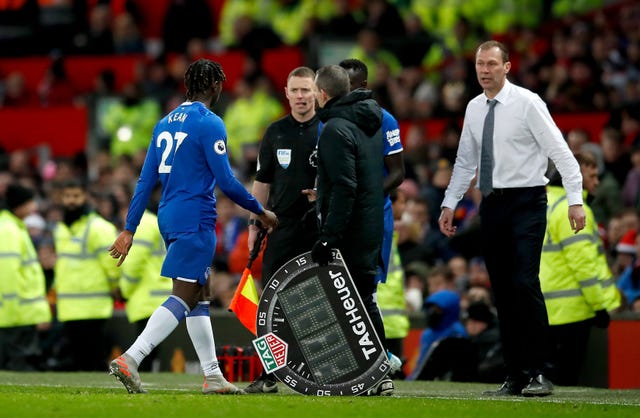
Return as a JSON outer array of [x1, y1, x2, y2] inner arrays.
[[487, 186, 546, 196]]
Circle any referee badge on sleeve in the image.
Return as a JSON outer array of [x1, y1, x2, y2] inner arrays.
[[277, 149, 291, 169]]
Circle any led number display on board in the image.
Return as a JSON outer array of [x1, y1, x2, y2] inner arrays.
[[254, 250, 390, 396]]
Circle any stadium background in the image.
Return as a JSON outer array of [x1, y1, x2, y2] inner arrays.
[[0, 0, 639, 389]]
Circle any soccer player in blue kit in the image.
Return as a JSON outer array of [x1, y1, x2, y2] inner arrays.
[[108, 59, 278, 394]]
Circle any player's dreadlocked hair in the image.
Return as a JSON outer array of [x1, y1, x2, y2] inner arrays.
[[184, 59, 227, 100]]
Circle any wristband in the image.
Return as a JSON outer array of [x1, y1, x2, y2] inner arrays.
[[248, 219, 263, 228]]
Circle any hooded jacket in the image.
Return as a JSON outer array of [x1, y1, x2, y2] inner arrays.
[[316, 89, 383, 276], [408, 290, 467, 380]]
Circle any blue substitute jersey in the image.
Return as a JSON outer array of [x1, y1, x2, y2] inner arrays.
[[381, 108, 403, 181], [125, 101, 263, 234], [378, 108, 402, 284], [381, 107, 402, 211]]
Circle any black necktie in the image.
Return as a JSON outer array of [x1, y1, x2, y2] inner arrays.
[[480, 99, 498, 196]]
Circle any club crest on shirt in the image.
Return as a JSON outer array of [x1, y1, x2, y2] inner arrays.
[[214, 140, 226, 155], [277, 149, 291, 169]]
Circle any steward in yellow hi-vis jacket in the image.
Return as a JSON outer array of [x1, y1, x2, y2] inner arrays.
[[0, 184, 51, 370], [540, 152, 621, 386], [52, 179, 119, 371], [119, 210, 171, 371]]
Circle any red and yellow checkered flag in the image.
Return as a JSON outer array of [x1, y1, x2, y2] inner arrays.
[[228, 227, 267, 336]]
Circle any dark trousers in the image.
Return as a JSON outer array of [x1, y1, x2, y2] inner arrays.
[[353, 272, 387, 355], [259, 215, 317, 380], [547, 319, 592, 386], [64, 318, 108, 371], [479, 186, 548, 382], [0, 326, 41, 371], [262, 216, 318, 283]]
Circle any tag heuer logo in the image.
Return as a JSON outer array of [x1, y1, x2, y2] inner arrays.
[[252, 332, 288, 373]]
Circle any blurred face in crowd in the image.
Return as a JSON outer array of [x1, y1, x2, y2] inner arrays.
[[448, 256, 468, 279], [567, 130, 589, 154], [465, 318, 488, 337], [14, 199, 37, 220], [475, 46, 510, 98], [285, 75, 315, 121], [581, 163, 599, 195], [607, 216, 624, 246], [61, 186, 87, 211], [427, 273, 448, 296]]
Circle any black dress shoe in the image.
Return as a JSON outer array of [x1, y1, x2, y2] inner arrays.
[[521, 374, 554, 397], [482, 380, 525, 396]]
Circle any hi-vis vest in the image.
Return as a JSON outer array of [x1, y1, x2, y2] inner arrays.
[[0, 210, 51, 327], [53, 212, 119, 322], [377, 232, 410, 340], [120, 210, 171, 323], [540, 186, 619, 325]]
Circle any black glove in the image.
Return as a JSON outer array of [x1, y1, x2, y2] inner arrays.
[[593, 309, 610, 329], [311, 237, 334, 266]]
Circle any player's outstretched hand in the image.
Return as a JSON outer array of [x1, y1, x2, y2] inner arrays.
[[108, 230, 134, 267], [259, 209, 278, 231], [301, 188, 317, 202]]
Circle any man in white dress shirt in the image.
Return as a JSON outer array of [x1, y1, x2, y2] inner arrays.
[[438, 40, 586, 397]]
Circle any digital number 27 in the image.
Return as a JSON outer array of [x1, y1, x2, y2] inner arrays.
[[157, 131, 187, 173]]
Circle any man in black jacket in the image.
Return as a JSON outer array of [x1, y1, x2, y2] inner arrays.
[[311, 65, 391, 394]]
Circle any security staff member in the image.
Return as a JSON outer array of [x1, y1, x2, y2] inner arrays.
[[0, 183, 51, 370], [53, 178, 119, 371], [540, 151, 621, 386]]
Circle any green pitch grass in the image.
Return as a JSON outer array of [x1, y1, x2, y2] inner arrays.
[[1, 371, 639, 418]]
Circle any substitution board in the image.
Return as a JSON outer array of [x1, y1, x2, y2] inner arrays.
[[254, 250, 390, 396]]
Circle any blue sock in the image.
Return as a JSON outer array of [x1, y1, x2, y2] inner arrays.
[[162, 295, 190, 321]]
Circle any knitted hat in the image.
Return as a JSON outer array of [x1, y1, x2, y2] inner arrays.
[[5, 183, 35, 211], [466, 301, 495, 325], [616, 229, 638, 255]]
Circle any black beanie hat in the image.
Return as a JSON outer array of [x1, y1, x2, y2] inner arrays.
[[466, 301, 495, 325], [5, 183, 35, 211]]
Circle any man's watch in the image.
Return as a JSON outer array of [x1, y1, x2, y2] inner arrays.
[[248, 219, 263, 228]]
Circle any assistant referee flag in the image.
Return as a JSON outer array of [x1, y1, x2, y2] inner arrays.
[[228, 269, 259, 335], [228, 227, 267, 336]]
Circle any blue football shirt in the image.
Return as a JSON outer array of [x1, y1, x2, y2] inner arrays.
[[125, 101, 263, 234], [381, 108, 403, 182]]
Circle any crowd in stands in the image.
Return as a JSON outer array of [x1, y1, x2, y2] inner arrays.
[[0, 0, 639, 379]]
